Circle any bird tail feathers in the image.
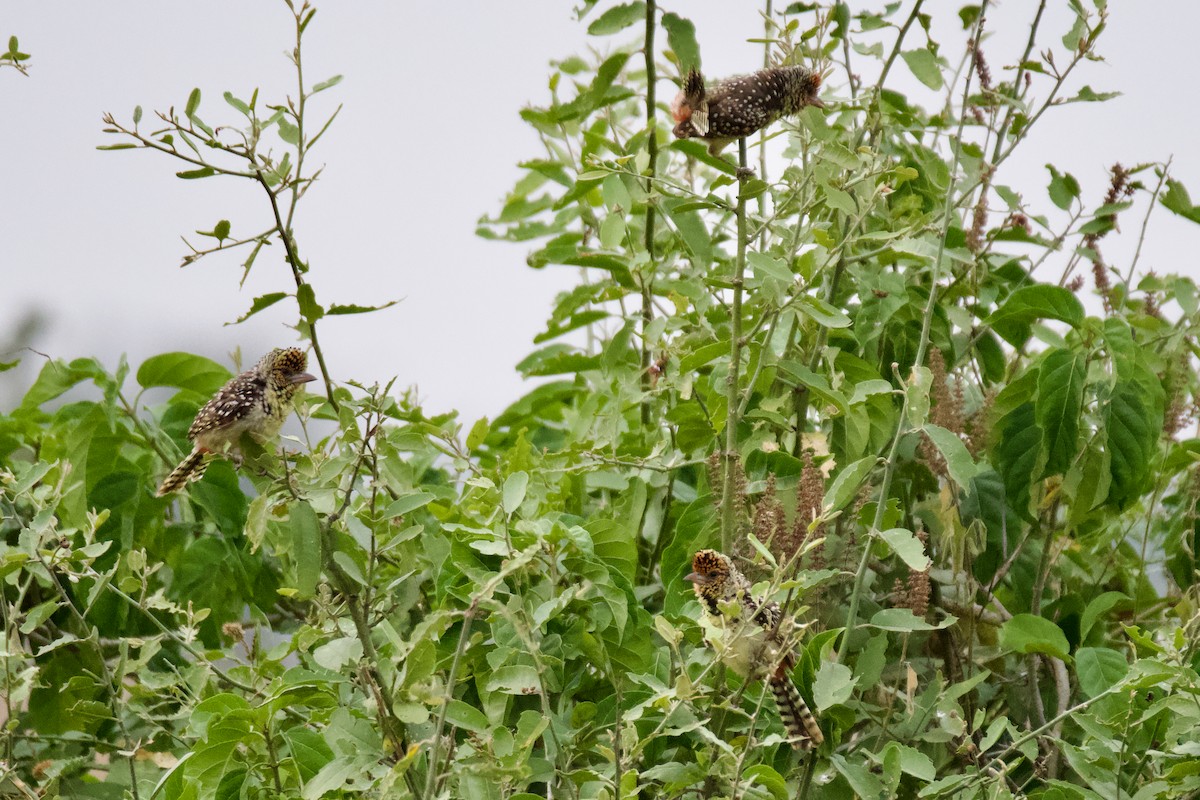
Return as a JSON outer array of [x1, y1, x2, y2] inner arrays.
[[156, 448, 209, 496], [769, 669, 824, 750]]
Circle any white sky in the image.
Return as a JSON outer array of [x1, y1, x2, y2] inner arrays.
[[3, 2, 1198, 424]]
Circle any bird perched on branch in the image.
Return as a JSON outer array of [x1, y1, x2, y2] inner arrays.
[[156, 348, 315, 496], [671, 65, 825, 155], [686, 548, 824, 750]]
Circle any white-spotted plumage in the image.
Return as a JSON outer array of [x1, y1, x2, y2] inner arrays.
[[156, 348, 315, 496], [671, 66, 824, 154]]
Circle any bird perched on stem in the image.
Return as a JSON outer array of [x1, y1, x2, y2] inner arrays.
[[156, 348, 315, 496], [686, 548, 824, 750], [671, 65, 825, 155]]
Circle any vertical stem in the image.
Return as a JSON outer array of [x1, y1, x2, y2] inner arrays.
[[720, 139, 750, 552], [836, 2, 988, 663], [640, 0, 658, 428], [757, 0, 771, 248]]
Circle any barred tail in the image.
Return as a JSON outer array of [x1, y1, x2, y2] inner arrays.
[[770, 671, 824, 750], [156, 448, 208, 496]]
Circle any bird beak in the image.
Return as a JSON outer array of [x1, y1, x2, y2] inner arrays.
[[684, 572, 705, 585], [290, 372, 317, 385], [809, 97, 826, 109]]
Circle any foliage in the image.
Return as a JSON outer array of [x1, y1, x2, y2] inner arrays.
[[4, 1, 1200, 799]]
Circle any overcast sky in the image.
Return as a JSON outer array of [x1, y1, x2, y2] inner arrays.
[[3, 2, 1198, 424]]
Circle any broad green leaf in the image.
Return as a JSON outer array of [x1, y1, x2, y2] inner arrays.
[[297, 283, 324, 323], [993, 402, 1043, 521], [880, 527, 931, 571], [1105, 381, 1155, 509], [1075, 647, 1128, 697], [1046, 164, 1081, 210], [486, 665, 540, 694], [444, 699, 490, 733], [290, 501, 321, 599], [901, 48, 943, 89], [922, 424, 979, 490], [813, 660, 855, 710], [1036, 349, 1086, 476], [662, 12, 700, 71], [999, 613, 1070, 660], [797, 296, 852, 329], [1160, 178, 1200, 224], [823, 456, 875, 512], [1080, 591, 1128, 641], [742, 765, 788, 800], [986, 285, 1084, 346], [385, 492, 434, 518], [503, 471, 529, 515], [137, 352, 231, 394], [312, 636, 363, 671], [587, 2, 645, 36]]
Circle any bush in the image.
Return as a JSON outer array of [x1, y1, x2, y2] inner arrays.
[[4, 2, 1200, 798]]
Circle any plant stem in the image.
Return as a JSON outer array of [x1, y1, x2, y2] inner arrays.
[[639, 0, 658, 429], [720, 139, 750, 552], [837, 2, 987, 663]]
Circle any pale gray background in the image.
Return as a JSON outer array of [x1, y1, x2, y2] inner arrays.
[[2, 3, 1196, 424]]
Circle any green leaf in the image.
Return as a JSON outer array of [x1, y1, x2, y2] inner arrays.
[[1160, 178, 1200, 224], [213, 219, 231, 241], [290, 501, 321, 599], [1046, 165, 1081, 210], [663, 197, 713, 269], [587, 2, 645, 35], [312, 636, 363, 671], [993, 401, 1043, 521], [185, 87, 201, 118], [485, 665, 540, 694], [1075, 647, 1128, 697], [986, 285, 1084, 346], [465, 417, 490, 450], [444, 699, 490, 733], [867, 609, 954, 632], [880, 527, 931, 572], [797, 296, 852, 329], [297, 283, 324, 323], [176, 166, 216, 179], [1105, 381, 1155, 508], [385, 492, 434, 518], [922, 424, 979, 490], [1036, 349, 1086, 477], [137, 352, 231, 394], [901, 48, 943, 90], [741, 765, 788, 800], [887, 743, 936, 781], [311, 74, 344, 94], [326, 300, 401, 316], [503, 472, 529, 515], [999, 613, 1070, 660], [1080, 591, 1127, 641], [823, 456, 875, 512], [230, 292, 288, 324], [813, 660, 855, 710], [662, 12, 700, 71]]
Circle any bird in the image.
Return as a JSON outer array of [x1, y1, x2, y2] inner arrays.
[[686, 548, 824, 750], [156, 347, 315, 496], [670, 65, 825, 155]]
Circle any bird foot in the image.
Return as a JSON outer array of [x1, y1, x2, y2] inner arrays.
[[736, 166, 757, 181]]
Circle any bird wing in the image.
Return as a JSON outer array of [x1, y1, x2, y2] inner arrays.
[[188, 374, 265, 438]]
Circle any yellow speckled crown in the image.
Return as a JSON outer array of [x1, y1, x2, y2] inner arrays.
[[268, 347, 308, 377], [692, 549, 730, 579]]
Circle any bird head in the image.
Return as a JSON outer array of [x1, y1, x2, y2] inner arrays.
[[686, 548, 732, 588], [261, 347, 317, 388], [670, 69, 709, 138]]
